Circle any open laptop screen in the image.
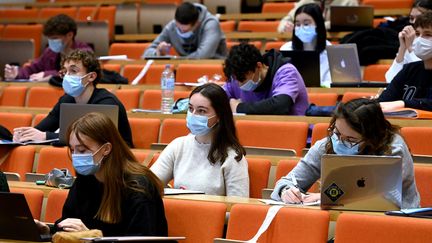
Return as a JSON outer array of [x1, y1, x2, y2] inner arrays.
[[280, 50, 321, 87]]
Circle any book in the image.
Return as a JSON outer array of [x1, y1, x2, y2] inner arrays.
[[385, 207, 432, 218], [0, 138, 59, 145], [384, 108, 432, 119]]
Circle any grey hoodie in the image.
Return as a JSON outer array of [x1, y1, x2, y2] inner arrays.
[[143, 4, 227, 59]]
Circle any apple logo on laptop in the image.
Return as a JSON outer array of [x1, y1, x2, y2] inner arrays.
[[340, 59, 346, 68], [357, 177, 366, 187]]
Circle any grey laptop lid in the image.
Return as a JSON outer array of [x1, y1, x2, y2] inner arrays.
[[0, 192, 51, 242], [330, 6, 374, 31], [0, 39, 34, 81], [59, 104, 119, 145], [327, 44, 362, 83], [320, 154, 402, 212]]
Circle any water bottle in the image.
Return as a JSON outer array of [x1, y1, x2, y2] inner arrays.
[[161, 64, 175, 114]]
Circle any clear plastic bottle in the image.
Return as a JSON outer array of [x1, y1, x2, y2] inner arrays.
[[160, 64, 175, 114]]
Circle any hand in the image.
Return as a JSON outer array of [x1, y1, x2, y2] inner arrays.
[[57, 218, 89, 232], [402, 25, 416, 52], [380, 101, 405, 112], [156, 42, 171, 56], [302, 193, 320, 203], [229, 98, 241, 113], [34, 219, 50, 235], [4, 64, 18, 80], [29, 72, 48, 82], [13, 127, 46, 142], [282, 22, 294, 33], [281, 186, 304, 204]]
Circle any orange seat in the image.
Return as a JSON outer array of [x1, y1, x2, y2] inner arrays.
[[76, 6, 99, 21], [26, 86, 64, 108], [401, 127, 432, 155], [164, 198, 226, 243], [96, 6, 116, 40], [220, 20, 236, 32], [0, 112, 32, 132], [122, 64, 165, 85], [3, 24, 43, 57], [334, 213, 432, 243], [140, 90, 191, 110], [146, 0, 182, 4], [0, 146, 36, 181], [236, 120, 308, 156], [10, 188, 44, 220], [102, 63, 121, 73], [109, 43, 150, 60], [227, 41, 263, 51], [311, 122, 330, 146], [414, 165, 432, 207], [159, 118, 189, 144], [308, 92, 338, 106], [148, 152, 160, 168], [262, 2, 295, 13], [115, 89, 141, 110], [247, 158, 271, 198], [275, 159, 318, 192], [363, 64, 391, 82], [38, 7, 78, 19], [1, 9, 39, 19], [44, 189, 69, 223], [128, 118, 160, 149], [237, 21, 280, 32], [36, 147, 74, 175], [176, 64, 225, 83], [263, 41, 286, 51], [0, 86, 28, 106], [132, 150, 150, 164], [32, 114, 48, 127], [341, 92, 376, 103], [362, 0, 412, 9]]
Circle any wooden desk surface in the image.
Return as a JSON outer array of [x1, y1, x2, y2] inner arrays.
[[105, 59, 224, 65], [9, 181, 60, 198]]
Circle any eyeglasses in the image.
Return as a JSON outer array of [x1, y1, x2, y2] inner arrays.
[[330, 128, 363, 149]]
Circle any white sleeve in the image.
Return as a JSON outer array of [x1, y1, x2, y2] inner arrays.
[[150, 139, 179, 185], [222, 155, 250, 197]]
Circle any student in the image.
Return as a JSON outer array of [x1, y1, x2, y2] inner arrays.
[[0, 171, 9, 192], [379, 11, 432, 112], [280, 3, 332, 87], [223, 43, 309, 115], [35, 112, 167, 236], [277, 0, 358, 33], [385, 0, 432, 82], [271, 98, 420, 208], [151, 83, 249, 197], [12, 50, 133, 147], [4, 14, 92, 82], [142, 2, 227, 59]]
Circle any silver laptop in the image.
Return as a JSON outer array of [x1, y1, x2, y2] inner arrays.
[[330, 6, 374, 31], [0, 192, 51, 242], [59, 104, 119, 145], [0, 39, 34, 81], [320, 154, 402, 212], [327, 44, 362, 84]]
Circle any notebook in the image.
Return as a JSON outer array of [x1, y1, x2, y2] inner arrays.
[[0, 39, 34, 81], [59, 104, 119, 145], [280, 50, 321, 87], [0, 192, 52, 242], [320, 154, 402, 212], [330, 6, 374, 32], [327, 44, 388, 87]]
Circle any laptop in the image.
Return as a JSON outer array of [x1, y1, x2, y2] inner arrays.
[[330, 6, 374, 32], [0, 192, 51, 242], [59, 104, 119, 145], [0, 39, 34, 81], [320, 154, 402, 212], [281, 50, 321, 87], [327, 44, 387, 87]]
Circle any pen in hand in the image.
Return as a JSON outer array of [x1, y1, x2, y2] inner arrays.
[[291, 173, 308, 203]]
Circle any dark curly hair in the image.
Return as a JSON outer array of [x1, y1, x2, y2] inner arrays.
[[175, 2, 199, 25], [223, 43, 264, 83], [325, 98, 400, 155], [61, 49, 101, 86], [414, 11, 432, 29], [43, 14, 77, 38]]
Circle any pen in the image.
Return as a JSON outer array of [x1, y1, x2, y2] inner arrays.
[[291, 173, 308, 195]]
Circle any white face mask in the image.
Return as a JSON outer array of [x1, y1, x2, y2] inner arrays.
[[413, 37, 432, 60]]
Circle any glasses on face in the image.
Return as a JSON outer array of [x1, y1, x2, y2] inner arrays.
[[330, 127, 363, 148]]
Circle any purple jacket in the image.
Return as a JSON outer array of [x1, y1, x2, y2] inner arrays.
[[17, 40, 93, 79]]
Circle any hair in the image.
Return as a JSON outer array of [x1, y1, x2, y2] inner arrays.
[[175, 2, 199, 25], [66, 112, 164, 224], [223, 43, 264, 82], [413, 0, 432, 11], [325, 98, 399, 155], [61, 49, 101, 86], [43, 14, 77, 38], [414, 11, 432, 29], [189, 83, 246, 164], [292, 3, 327, 53]]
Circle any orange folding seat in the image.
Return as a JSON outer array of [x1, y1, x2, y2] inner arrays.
[[401, 127, 432, 155], [148, 152, 160, 168], [311, 122, 330, 145], [362, 0, 412, 9], [38, 7, 78, 19], [109, 43, 150, 60], [220, 20, 236, 32], [341, 92, 376, 103], [0, 146, 36, 181], [102, 63, 121, 73], [76, 6, 99, 21], [159, 118, 189, 144], [0, 112, 33, 132], [414, 165, 432, 207], [176, 64, 225, 83], [122, 64, 165, 85], [263, 41, 286, 51], [140, 90, 191, 110], [10, 188, 44, 220], [128, 118, 161, 149], [44, 189, 69, 223], [164, 198, 226, 243], [2, 9, 39, 19], [0, 86, 28, 106], [262, 2, 295, 13], [236, 120, 309, 156], [132, 150, 150, 164], [247, 157, 271, 198], [3, 24, 43, 57], [26, 86, 64, 108], [275, 159, 319, 192], [114, 89, 141, 110], [36, 147, 74, 175], [308, 92, 338, 106], [363, 64, 391, 82], [32, 114, 48, 127], [96, 6, 116, 40], [237, 21, 280, 32]]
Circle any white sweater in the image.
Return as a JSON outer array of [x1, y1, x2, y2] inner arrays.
[[151, 134, 250, 197]]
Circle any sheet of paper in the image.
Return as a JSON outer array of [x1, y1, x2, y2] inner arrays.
[[258, 199, 320, 206], [164, 188, 205, 195]]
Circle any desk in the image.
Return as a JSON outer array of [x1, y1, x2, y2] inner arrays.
[[9, 181, 60, 198]]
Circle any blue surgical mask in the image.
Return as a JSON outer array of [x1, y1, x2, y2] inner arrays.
[[240, 73, 261, 92], [176, 27, 194, 39], [72, 145, 105, 176], [62, 73, 90, 97], [330, 133, 360, 155], [294, 25, 317, 43], [48, 38, 64, 53], [186, 111, 216, 136]]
